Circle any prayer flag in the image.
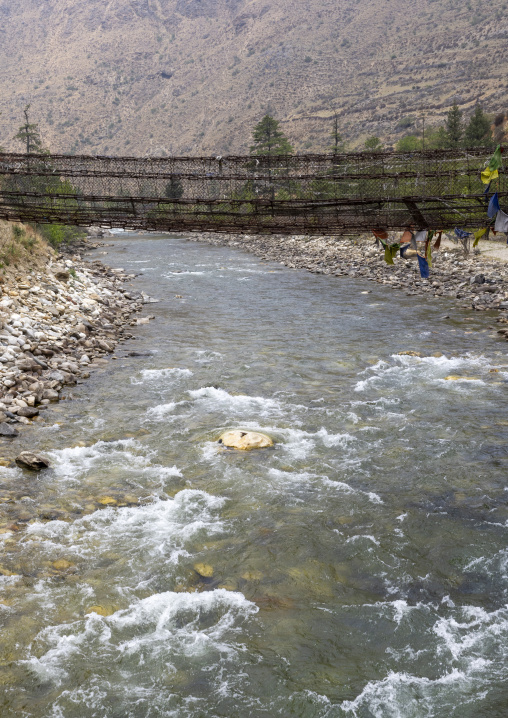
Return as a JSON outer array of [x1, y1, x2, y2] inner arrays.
[[425, 239, 432, 268], [488, 192, 500, 218], [495, 209, 508, 233], [473, 228, 487, 247], [417, 254, 430, 278], [481, 145, 503, 184], [384, 243, 400, 264], [455, 227, 470, 240]]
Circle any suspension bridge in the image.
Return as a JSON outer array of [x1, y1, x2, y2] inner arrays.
[[0, 148, 505, 235]]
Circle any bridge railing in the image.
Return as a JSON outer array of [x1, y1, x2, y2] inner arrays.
[[0, 149, 504, 234]]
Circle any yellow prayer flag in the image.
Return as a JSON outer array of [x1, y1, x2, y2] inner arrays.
[[481, 167, 499, 184], [473, 228, 487, 247]]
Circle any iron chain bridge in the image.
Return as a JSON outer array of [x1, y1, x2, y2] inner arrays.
[[0, 148, 505, 235]]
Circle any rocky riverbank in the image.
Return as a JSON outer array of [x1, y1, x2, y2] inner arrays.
[[0, 223, 146, 441], [187, 232, 508, 335]]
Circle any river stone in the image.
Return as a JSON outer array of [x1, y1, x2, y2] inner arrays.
[[0, 423, 18, 437], [218, 430, 274, 450], [16, 406, 39, 419], [194, 562, 214, 578], [15, 451, 50, 470]]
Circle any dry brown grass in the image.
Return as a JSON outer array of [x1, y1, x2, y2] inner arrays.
[[0, 222, 53, 279], [0, 0, 507, 155]]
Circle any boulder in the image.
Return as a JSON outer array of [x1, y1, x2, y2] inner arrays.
[[15, 451, 50, 470], [16, 406, 39, 419], [218, 430, 274, 450], [0, 423, 18, 437]]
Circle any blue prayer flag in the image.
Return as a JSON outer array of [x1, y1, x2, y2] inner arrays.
[[417, 254, 430, 278], [488, 192, 500, 219], [454, 227, 470, 240]]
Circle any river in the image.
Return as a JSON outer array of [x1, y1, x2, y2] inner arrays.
[[1, 234, 507, 717]]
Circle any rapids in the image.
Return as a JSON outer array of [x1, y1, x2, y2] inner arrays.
[[0, 234, 507, 717]]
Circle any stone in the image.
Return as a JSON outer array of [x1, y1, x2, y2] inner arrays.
[[85, 604, 116, 617], [444, 375, 479, 381], [0, 423, 18, 437], [54, 270, 70, 282], [42, 389, 59, 401], [15, 451, 50, 470], [52, 559, 74, 570], [397, 351, 422, 357], [16, 406, 39, 419], [241, 570, 263, 581], [97, 496, 117, 505], [218, 430, 274, 450], [194, 562, 214, 578]]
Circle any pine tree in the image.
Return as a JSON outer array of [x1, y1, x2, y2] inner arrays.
[[464, 103, 492, 147], [250, 115, 294, 156], [13, 104, 45, 154], [164, 176, 184, 199], [330, 114, 345, 154], [445, 103, 463, 148]]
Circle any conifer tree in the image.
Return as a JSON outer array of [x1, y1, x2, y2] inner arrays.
[[13, 104, 46, 154], [164, 176, 184, 199], [464, 103, 492, 147], [250, 115, 294, 156], [445, 103, 463, 148], [330, 114, 345, 154]]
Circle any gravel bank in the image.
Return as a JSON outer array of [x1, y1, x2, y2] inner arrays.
[[188, 232, 508, 335], [0, 233, 147, 440]]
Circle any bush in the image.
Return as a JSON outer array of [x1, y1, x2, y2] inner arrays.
[[37, 223, 85, 250]]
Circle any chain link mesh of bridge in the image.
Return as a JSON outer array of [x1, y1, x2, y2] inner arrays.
[[0, 148, 505, 235]]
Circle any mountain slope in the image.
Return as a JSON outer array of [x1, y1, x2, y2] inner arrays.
[[0, 0, 507, 156]]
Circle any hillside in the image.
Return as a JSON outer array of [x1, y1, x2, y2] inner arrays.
[[0, 0, 507, 156]]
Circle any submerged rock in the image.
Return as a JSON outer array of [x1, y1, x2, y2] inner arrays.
[[15, 451, 50, 470], [194, 562, 214, 578], [218, 430, 274, 450]]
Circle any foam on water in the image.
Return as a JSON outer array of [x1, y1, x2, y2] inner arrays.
[[22, 489, 225, 577], [48, 438, 180, 485], [132, 367, 193, 385], [354, 353, 494, 393], [188, 386, 285, 418], [200, 423, 360, 463], [163, 270, 205, 276], [146, 401, 185, 421], [339, 601, 508, 717], [25, 588, 257, 695]]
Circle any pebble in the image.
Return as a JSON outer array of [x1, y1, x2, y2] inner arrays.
[[0, 233, 144, 443]]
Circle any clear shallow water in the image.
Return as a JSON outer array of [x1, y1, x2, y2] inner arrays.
[[0, 235, 507, 717]]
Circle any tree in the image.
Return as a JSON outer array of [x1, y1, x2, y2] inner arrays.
[[330, 113, 345, 154], [445, 103, 463, 148], [425, 125, 448, 149], [364, 136, 383, 151], [250, 115, 294, 156], [164, 176, 184, 199], [13, 104, 46, 154], [464, 103, 492, 147], [396, 135, 422, 151]]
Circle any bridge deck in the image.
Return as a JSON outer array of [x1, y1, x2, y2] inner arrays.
[[0, 149, 505, 234]]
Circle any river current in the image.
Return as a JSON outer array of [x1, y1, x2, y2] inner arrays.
[[1, 234, 507, 717]]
